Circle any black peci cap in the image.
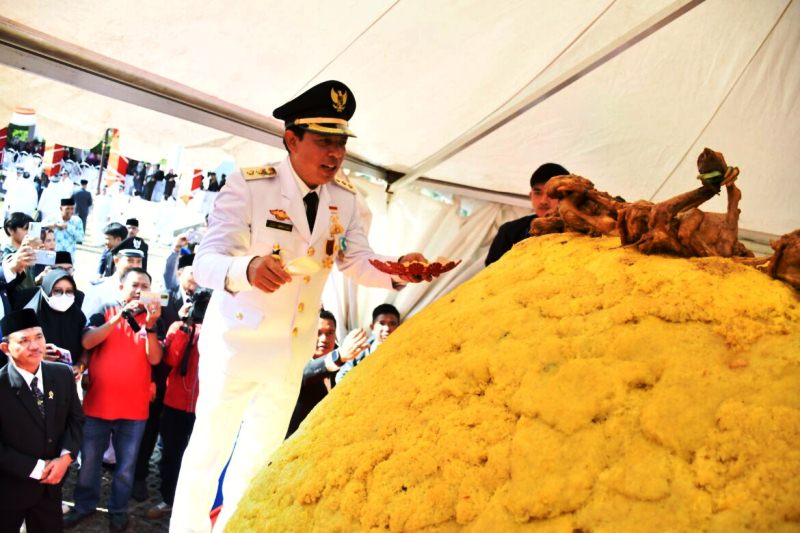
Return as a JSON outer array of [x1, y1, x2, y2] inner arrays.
[[273, 80, 356, 137], [125, 218, 139, 227], [60, 198, 75, 206], [1, 309, 40, 338], [54, 251, 73, 264]]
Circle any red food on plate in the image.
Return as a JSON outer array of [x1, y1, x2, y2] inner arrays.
[[368, 258, 461, 281]]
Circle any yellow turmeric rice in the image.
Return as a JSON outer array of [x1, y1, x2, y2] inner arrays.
[[230, 234, 800, 532]]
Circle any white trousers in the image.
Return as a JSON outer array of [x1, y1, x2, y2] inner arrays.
[[169, 369, 298, 533]]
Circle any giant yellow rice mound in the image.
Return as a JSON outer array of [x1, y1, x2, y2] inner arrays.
[[231, 234, 800, 532]]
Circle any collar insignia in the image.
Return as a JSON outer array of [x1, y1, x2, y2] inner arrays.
[[270, 209, 290, 221], [331, 88, 347, 113]]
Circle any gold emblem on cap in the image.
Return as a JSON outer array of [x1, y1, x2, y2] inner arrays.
[[331, 88, 347, 112]]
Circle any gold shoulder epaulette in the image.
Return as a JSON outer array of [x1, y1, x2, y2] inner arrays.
[[241, 165, 277, 181], [333, 173, 357, 194]]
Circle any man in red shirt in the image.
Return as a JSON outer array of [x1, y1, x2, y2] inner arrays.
[[65, 268, 163, 532]]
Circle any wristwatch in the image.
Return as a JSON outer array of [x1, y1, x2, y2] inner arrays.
[[145, 327, 157, 333]]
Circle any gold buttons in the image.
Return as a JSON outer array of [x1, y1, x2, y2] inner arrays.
[[303, 276, 311, 284], [235, 312, 244, 321], [307, 247, 315, 256], [292, 327, 299, 336], [298, 302, 305, 312]]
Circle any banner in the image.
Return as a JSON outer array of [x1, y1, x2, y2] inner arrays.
[[0, 126, 6, 165], [43, 142, 65, 177], [191, 168, 203, 190], [105, 128, 129, 184]]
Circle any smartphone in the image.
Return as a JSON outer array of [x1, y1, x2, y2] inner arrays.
[[29, 222, 43, 237], [140, 291, 170, 306], [34, 250, 56, 265]]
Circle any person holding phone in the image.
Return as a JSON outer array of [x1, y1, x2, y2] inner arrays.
[[2, 212, 37, 293], [66, 268, 162, 531]]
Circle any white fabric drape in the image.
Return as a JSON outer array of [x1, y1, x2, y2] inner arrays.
[[321, 180, 528, 336]]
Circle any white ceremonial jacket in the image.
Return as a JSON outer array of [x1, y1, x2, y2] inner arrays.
[[194, 157, 394, 383]]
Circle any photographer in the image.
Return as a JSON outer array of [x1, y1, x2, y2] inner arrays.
[[145, 287, 211, 521], [66, 268, 162, 531], [132, 252, 197, 501]]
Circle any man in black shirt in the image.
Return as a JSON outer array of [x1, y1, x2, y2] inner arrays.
[[485, 163, 569, 266]]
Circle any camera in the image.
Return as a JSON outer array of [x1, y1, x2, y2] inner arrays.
[[121, 306, 146, 332], [184, 288, 212, 326]]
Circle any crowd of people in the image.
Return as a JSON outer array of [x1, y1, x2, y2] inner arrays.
[[0, 201, 410, 532]]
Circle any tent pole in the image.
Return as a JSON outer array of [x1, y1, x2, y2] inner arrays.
[[388, 0, 705, 193]]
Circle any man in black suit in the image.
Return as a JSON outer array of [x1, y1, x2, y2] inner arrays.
[[0, 309, 84, 532], [484, 163, 569, 266]]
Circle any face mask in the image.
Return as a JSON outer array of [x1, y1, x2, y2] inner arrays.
[[43, 291, 75, 312]]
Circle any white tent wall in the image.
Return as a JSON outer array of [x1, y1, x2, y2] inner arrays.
[[654, 0, 800, 235], [321, 178, 529, 334]]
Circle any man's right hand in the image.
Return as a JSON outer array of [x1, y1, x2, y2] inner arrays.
[[173, 234, 189, 253], [247, 255, 292, 293], [339, 328, 370, 362]]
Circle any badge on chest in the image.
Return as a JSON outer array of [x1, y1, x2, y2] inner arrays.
[[266, 220, 293, 232]]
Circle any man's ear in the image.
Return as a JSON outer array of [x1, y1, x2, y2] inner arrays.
[[0, 341, 9, 354], [285, 131, 298, 153]]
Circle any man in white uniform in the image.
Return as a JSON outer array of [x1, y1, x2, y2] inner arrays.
[[170, 80, 427, 532]]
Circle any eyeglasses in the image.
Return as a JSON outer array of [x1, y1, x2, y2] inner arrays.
[[51, 289, 76, 296]]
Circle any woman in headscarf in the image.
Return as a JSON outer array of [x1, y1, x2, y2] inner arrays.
[[20, 268, 86, 369]]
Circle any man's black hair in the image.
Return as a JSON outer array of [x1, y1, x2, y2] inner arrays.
[[3, 212, 33, 236], [120, 267, 151, 284], [372, 303, 400, 323], [319, 309, 337, 327], [103, 222, 128, 240], [281, 126, 306, 151], [530, 163, 569, 188]]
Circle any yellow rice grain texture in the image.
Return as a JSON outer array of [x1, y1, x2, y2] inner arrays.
[[229, 234, 800, 532]]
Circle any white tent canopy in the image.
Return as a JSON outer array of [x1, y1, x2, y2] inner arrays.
[[2, 0, 798, 234], [1, 0, 798, 327]]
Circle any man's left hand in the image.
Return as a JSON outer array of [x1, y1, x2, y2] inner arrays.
[[398, 253, 429, 283], [40, 455, 71, 484], [145, 301, 162, 329]]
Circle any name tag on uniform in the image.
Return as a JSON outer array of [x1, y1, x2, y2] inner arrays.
[[267, 220, 293, 232]]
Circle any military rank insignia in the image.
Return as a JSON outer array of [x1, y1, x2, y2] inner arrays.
[[333, 174, 357, 194], [242, 166, 277, 181]]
